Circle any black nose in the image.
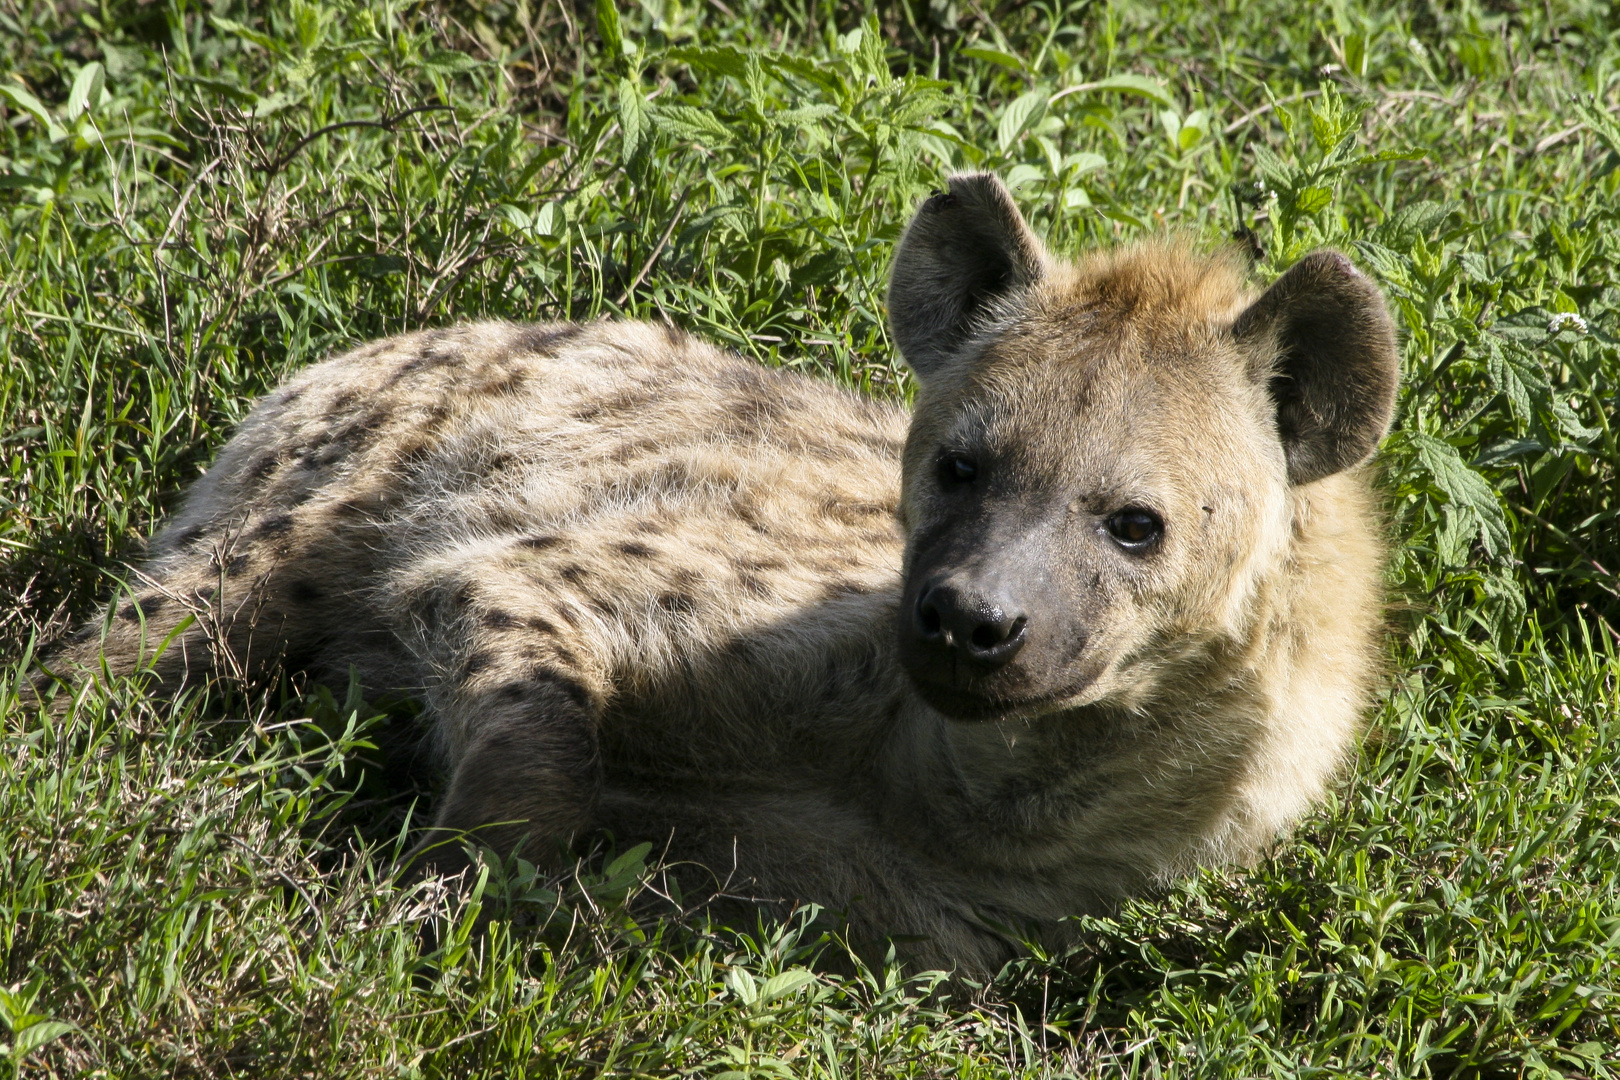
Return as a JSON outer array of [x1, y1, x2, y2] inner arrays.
[[914, 582, 1028, 668]]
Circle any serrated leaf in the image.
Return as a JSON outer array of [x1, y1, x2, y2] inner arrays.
[[665, 45, 749, 78], [1550, 396, 1600, 441], [617, 77, 648, 161], [1570, 93, 1620, 157], [1485, 338, 1543, 421], [66, 62, 104, 122], [419, 49, 481, 75], [998, 90, 1047, 153], [777, 103, 840, 128], [1412, 432, 1510, 561], [1295, 186, 1334, 213], [1249, 143, 1294, 190], [653, 103, 732, 144], [1355, 147, 1424, 165]]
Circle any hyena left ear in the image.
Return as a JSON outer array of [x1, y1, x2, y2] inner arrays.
[[888, 173, 1049, 382], [1233, 250, 1400, 485]]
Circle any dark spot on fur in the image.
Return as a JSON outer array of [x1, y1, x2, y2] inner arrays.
[[559, 564, 590, 585], [658, 593, 697, 614], [117, 594, 168, 622], [246, 453, 280, 483], [477, 369, 528, 396], [173, 526, 205, 548], [225, 554, 251, 577], [617, 541, 655, 559], [497, 665, 592, 711], [738, 573, 772, 598], [526, 615, 556, 635], [512, 323, 584, 358], [552, 643, 579, 667], [327, 389, 359, 415], [632, 520, 663, 535], [335, 493, 386, 517], [589, 596, 619, 618], [518, 534, 562, 551], [733, 498, 772, 536], [290, 580, 323, 604], [464, 651, 495, 677], [254, 513, 295, 539], [482, 610, 517, 630], [824, 580, 874, 599]]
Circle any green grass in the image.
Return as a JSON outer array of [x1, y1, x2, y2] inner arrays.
[[2, 0, 1618, 1074]]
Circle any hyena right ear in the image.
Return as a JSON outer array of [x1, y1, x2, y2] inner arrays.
[[1233, 250, 1401, 486], [887, 173, 1049, 381]]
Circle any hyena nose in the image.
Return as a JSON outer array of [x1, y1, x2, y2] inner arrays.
[[914, 583, 1029, 667]]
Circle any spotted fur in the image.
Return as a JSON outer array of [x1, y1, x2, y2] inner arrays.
[[53, 174, 1397, 975]]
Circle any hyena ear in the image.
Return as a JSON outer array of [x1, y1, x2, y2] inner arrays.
[[887, 173, 1049, 380], [1233, 250, 1400, 486]]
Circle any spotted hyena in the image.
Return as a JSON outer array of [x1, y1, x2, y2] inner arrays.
[[54, 174, 1397, 974]]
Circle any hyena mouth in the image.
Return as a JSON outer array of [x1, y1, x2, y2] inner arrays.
[[904, 665, 1105, 722]]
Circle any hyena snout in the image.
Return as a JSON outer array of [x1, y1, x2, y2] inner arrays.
[[912, 579, 1030, 667]]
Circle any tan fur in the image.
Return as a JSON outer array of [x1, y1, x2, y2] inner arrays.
[[51, 175, 1396, 975]]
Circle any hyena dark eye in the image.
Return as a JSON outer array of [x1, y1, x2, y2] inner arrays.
[[938, 453, 978, 485], [1106, 508, 1163, 549]]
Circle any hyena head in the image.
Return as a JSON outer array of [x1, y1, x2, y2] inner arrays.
[[887, 173, 1399, 720]]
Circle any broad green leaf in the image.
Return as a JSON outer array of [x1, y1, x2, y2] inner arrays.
[[1084, 73, 1173, 106], [0, 85, 68, 141], [208, 14, 282, 54], [10, 1020, 73, 1058], [596, 0, 625, 60], [1179, 109, 1208, 150], [998, 90, 1047, 152], [961, 46, 1027, 72], [602, 841, 651, 882], [758, 968, 817, 1003], [725, 966, 758, 1006], [1003, 163, 1044, 190], [1158, 109, 1182, 146], [533, 202, 565, 238], [66, 62, 105, 122]]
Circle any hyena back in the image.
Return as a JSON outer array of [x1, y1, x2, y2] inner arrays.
[[55, 174, 1397, 975]]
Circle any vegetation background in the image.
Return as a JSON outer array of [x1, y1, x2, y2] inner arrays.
[[2, 0, 1618, 1074]]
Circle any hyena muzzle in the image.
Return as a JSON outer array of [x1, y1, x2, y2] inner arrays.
[[48, 173, 1398, 975]]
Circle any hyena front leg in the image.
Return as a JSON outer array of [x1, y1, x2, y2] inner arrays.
[[390, 550, 614, 874]]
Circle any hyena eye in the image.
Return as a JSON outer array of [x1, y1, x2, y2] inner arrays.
[[1106, 508, 1163, 549], [938, 453, 978, 485]]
